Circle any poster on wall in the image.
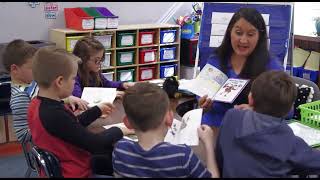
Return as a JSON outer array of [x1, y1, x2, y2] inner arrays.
[[44, 2, 58, 19]]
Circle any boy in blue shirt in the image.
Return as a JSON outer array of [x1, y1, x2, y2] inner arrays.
[[216, 70, 320, 177], [112, 82, 219, 178]]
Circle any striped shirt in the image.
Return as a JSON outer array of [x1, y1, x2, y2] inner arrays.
[[112, 139, 212, 178], [10, 81, 38, 142]]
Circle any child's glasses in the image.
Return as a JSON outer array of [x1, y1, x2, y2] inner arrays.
[[90, 57, 104, 65]]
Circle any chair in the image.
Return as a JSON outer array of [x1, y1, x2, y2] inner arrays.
[[291, 76, 320, 101], [21, 130, 38, 177], [0, 81, 11, 143], [30, 145, 63, 178]]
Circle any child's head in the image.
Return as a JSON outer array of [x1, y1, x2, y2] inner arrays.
[[2, 39, 37, 84], [249, 70, 297, 118], [32, 47, 81, 99], [72, 36, 105, 87], [123, 82, 173, 133]]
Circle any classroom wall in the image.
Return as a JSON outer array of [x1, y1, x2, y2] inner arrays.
[[0, 2, 193, 43]]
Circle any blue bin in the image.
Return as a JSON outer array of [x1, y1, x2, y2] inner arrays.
[[160, 64, 177, 78], [303, 69, 318, 83], [160, 30, 176, 44], [181, 24, 195, 39], [160, 47, 176, 61]]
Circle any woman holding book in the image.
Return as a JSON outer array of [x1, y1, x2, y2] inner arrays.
[[199, 7, 283, 128]]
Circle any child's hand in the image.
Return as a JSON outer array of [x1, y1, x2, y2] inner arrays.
[[115, 91, 125, 101], [234, 104, 253, 111], [67, 96, 89, 111], [197, 125, 216, 148], [97, 102, 115, 117], [119, 126, 135, 136], [123, 82, 135, 89], [198, 95, 213, 112]]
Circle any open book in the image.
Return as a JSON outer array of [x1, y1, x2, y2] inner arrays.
[[164, 108, 203, 146], [103, 108, 203, 146], [179, 64, 249, 103], [81, 87, 117, 107], [288, 121, 320, 147]]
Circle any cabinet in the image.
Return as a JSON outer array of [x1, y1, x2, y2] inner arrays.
[[49, 24, 181, 82]]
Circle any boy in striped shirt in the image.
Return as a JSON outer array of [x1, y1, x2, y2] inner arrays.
[[112, 82, 219, 178], [2, 39, 88, 143]]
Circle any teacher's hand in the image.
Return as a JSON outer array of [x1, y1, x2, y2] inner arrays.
[[198, 95, 213, 112]]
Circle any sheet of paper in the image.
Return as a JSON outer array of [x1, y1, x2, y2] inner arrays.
[[211, 24, 228, 36], [209, 35, 224, 47], [213, 78, 249, 103], [141, 69, 153, 79], [292, 48, 310, 67], [103, 123, 138, 142], [121, 36, 133, 46], [288, 122, 320, 147], [120, 71, 133, 82], [141, 34, 153, 44], [164, 66, 175, 77], [164, 108, 203, 146], [82, 19, 94, 30], [144, 52, 155, 62], [120, 53, 133, 63], [178, 64, 228, 99], [304, 51, 320, 71], [81, 87, 117, 107], [163, 49, 174, 60], [211, 12, 269, 26], [107, 18, 118, 28]]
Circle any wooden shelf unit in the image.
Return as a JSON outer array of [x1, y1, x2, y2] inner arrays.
[[50, 24, 181, 82]]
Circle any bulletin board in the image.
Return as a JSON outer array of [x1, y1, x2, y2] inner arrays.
[[198, 2, 294, 70]]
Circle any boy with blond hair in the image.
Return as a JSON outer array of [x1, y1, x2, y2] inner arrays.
[[28, 47, 131, 178], [216, 70, 320, 177], [112, 82, 220, 178], [2, 39, 88, 143]]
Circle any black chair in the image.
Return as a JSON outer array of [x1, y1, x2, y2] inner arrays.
[[30, 145, 63, 178], [0, 81, 11, 143], [21, 130, 37, 177]]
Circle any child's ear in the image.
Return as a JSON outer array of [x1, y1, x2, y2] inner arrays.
[[10, 64, 18, 73], [165, 110, 174, 127], [123, 116, 133, 129], [55, 76, 64, 88], [248, 92, 254, 107]]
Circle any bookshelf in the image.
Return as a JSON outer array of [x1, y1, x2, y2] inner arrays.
[[49, 24, 181, 82]]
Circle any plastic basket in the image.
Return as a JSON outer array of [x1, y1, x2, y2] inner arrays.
[[81, 7, 107, 29], [64, 8, 94, 30], [93, 34, 112, 49], [160, 64, 177, 78], [117, 69, 135, 82], [116, 50, 135, 66], [298, 100, 320, 129], [117, 32, 136, 47], [160, 29, 176, 44], [66, 36, 85, 52], [160, 47, 176, 61], [93, 7, 119, 29]]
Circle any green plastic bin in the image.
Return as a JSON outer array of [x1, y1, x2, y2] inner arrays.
[[298, 100, 320, 129], [117, 68, 135, 82], [117, 32, 136, 47], [81, 7, 107, 29], [116, 50, 135, 66]]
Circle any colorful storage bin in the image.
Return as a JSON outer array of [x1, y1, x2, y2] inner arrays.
[[64, 8, 94, 30], [160, 29, 177, 44], [139, 31, 155, 46], [139, 49, 157, 64], [93, 7, 119, 29], [117, 69, 135, 82], [116, 50, 135, 66], [102, 71, 114, 81], [66, 35, 85, 52], [117, 32, 136, 47], [160, 64, 177, 78], [138, 66, 156, 81], [81, 7, 107, 29], [93, 34, 112, 49], [160, 47, 176, 61], [102, 52, 111, 68]]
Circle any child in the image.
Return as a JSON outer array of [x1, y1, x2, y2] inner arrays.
[[28, 46, 132, 178], [72, 36, 134, 98], [216, 70, 320, 177], [2, 39, 88, 143], [112, 82, 220, 178]]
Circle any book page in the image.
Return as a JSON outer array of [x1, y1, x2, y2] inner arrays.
[[81, 87, 117, 107], [178, 64, 228, 99], [213, 78, 249, 103], [288, 122, 320, 147], [164, 108, 203, 146]]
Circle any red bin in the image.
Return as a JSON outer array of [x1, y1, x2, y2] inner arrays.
[[64, 8, 94, 30]]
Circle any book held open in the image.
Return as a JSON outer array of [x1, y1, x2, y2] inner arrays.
[[81, 87, 117, 107], [179, 64, 249, 103]]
